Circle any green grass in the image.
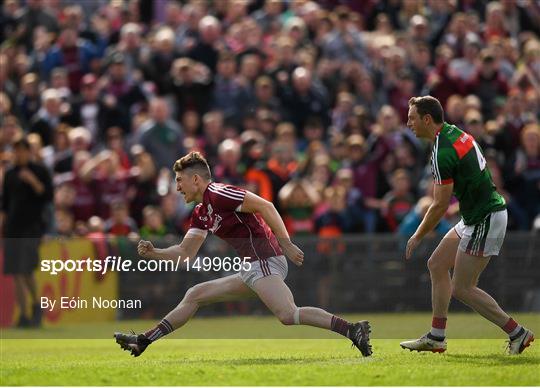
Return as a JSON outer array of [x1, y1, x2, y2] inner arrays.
[[1, 313, 539, 386]]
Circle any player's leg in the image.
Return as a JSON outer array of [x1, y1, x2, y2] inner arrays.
[[452, 251, 534, 354], [451, 210, 534, 354], [251, 275, 372, 356], [114, 274, 254, 356], [400, 227, 459, 352], [428, 228, 460, 324], [451, 252, 508, 325], [162, 273, 255, 329]]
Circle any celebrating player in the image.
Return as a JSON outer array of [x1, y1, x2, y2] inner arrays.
[[400, 96, 534, 354], [114, 151, 372, 357]]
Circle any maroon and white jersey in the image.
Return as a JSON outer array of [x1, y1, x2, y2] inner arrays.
[[189, 182, 283, 261]]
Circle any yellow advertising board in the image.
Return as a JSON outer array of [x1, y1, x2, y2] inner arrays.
[[35, 238, 118, 325]]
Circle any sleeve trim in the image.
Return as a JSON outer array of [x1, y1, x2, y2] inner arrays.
[[436, 179, 454, 185]]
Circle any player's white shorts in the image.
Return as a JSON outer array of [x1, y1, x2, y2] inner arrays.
[[238, 255, 288, 289], [454, 209, 507, 257]]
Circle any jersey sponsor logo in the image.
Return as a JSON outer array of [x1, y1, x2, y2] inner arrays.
[[209, 214, 223, 233], [207, 204, 213, 216], [452, 133, 474, 159]]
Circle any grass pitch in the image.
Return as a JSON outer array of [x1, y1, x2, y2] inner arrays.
[[1, 313, 539, 386]]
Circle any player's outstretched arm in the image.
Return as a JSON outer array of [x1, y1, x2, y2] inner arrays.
[[137, 229, 206, 263], [240, 191, 304, 266], [406, 182, 453, 260]]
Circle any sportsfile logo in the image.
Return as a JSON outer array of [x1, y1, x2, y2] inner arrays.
[[40, 256, 252, 275]]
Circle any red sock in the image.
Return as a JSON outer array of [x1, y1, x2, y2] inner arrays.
[[330, 316, 350, 338], [429, 317, 447, 339], [502, 318, 522, 338], [144, 319, 174, 342]]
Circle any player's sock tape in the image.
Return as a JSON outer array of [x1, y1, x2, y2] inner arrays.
[[293, 308, 300, 325]]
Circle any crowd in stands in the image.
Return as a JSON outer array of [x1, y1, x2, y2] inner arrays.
[[1, 0, 540, 244]]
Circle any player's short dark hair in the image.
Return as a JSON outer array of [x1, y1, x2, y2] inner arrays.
[[173, 151, 212, 179], [408, 96, 444, 124]]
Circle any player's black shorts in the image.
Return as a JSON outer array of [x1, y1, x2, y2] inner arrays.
[[2, 238, 41, 275]]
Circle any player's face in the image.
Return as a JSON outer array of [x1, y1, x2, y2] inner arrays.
[[407, 106, 427, 138], [175, 171, 199, 203]]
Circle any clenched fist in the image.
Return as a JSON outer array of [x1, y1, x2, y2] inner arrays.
[[137, 240, 155, 258]]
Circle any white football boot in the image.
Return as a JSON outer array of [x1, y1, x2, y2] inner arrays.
[[507, 328, 535, 355], [400, 333, 447, 353]]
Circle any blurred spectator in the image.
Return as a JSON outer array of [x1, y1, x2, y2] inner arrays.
[[279, 178, 320, 235], [29, 88, 68, 146], [265, 140, 297, 208], [399, 196, 452, 240], [128, 145, 158, 225], [496, 89, 536, 158], [0, 0, 538, 240], [139, 205, 169, 239], [160, 191, 187, 235], [322, 6, 368, 64], [40, 28, 98, 93], [445, 95, 466, 128], [345, 133, 389, 233], [507, 123, 540, 228], [252, 0, 283, 34], [188, 15, 221, 73], [138, 98, 184, 170], [200, 111, 225, 166], [14, 0, 59, 50], [449, 35, 481, 83], [105, 22, 144, 74], [80, 150, 135, 219], [55, 150, 95, 222], [2, 137, 53, 327], [408, 42, 432, 95], [0, 116, 23, 152], [214, 139, 244, 186], [104, 200, 138, 237], [70, 73, 121, 143], [15, 73, 41, 128], [55, 207, 75, 237], [170, 58, 212, 119], [102, 52, 147, 132], [280, 66, 330, 133], [142, 27, 179, 94], [381, 169, 416, 232], [211, 51, 251, 124], [467, 49, 509, 120]]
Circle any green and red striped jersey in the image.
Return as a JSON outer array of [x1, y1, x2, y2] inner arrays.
[[431, 122, 506, 225]]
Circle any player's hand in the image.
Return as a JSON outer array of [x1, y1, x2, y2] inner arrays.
[[405, 235, 421, 260], [282, 241, 304, 266], [137, 240, 155, 258]]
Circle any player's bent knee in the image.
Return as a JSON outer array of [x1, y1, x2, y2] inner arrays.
[[427, 256, 448, 274], [183, 283, 207, 304], [275, 309, 296, 325], [451, 285, 470, 301]]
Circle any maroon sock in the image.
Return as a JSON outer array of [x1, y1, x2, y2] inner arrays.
[[502, 318, 522, 338], [144, 319, 174, 342], [331, 316, 350, 338]]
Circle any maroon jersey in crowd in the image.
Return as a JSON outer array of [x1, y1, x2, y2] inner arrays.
[[189, 182, 283, 261]]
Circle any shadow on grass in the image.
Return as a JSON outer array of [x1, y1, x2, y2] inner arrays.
[[444, 353, 539, 366], [157, 356, 365, 366]]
